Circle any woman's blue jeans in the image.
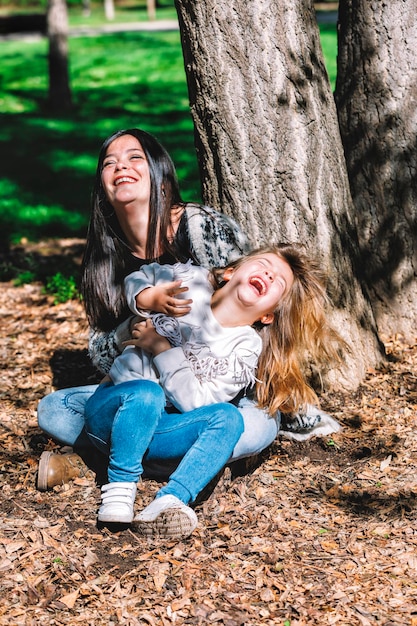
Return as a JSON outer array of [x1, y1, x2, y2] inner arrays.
[[83, 379, 244, 504]]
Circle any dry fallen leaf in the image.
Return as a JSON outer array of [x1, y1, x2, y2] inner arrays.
[[380, 455, 392, 471], [58, 589, 79, 609]]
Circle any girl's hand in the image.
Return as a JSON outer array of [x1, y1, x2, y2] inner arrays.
[[124, 319, 171, 356], [135, 281, 192, 317]]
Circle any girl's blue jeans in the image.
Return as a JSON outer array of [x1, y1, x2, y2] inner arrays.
[[83, 379, 244, 504]]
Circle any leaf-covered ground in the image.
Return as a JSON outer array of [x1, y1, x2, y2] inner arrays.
[[1, 240, 416, 625]]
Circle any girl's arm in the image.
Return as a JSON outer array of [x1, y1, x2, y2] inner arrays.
[[88, 263, 194, 374], [134, 282, 192, 317], [125, 262, 192, 318]]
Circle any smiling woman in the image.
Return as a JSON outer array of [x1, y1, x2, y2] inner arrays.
[[81, 128, 249, 334]]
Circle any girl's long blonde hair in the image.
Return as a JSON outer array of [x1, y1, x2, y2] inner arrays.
[[213, 243, 346, 415]]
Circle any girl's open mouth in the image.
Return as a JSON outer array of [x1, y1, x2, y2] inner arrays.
[[249, 276, 267, 295]]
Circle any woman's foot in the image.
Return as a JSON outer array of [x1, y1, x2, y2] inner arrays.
[[133, 495, 198, 539], [98, 482, 137, 523], [37, 450, 88, 491], [279, 404, 341, 441]]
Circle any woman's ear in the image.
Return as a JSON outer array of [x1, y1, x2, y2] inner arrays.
[[223, 267, 235, 282], [259, 312, 274, 325]]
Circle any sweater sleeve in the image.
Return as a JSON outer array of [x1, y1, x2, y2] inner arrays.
[[153, 335, 262, 412], [87, 267, 161, 375], [184, 204, 251, 268], [88, 317, 134, 375], [124, 263, 160, 315], [124, 262, 184, 316]]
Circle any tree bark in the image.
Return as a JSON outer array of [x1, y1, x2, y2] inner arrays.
[[47, 0, 72, 110], [175, 0, 384, 390], [336, 0, 417, 341]]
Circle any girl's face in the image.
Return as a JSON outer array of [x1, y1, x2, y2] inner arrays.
[[101, 135, 151, 212], [223, 253, 294, 323]]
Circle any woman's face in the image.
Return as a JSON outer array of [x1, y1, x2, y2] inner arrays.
[[101, 134, 151, 212]]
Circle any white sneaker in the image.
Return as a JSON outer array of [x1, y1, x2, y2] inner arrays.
[[134, 494, 198, 539], [98, 482, 137, 523], [279, 404, 341, 441]]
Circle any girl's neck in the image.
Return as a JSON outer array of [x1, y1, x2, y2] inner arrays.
[[210, 289, 254, 328]]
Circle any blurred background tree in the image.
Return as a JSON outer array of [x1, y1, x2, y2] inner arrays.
[[47, 0, 72, 110]]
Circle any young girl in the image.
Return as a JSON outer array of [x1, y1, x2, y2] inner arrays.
[[84, 244, 344, 537]]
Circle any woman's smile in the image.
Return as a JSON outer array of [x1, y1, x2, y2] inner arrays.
[[114, 175, 138, 186]]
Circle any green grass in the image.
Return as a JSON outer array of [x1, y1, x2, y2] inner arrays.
[[319, 23, 337, 89], [0, 14, 337, 249], [0, 0, 177, 20]]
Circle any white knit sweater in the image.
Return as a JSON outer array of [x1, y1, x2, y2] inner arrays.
[[109, 262, 261, 413]]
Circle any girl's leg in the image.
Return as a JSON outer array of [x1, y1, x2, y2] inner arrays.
[[85, 380, 166, 483], [141, 398, 280, 480], [85, 379, 166, 524], [134, 402, 243, 538]]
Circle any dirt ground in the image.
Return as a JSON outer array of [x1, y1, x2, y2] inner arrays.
[[0, 240, 416, 625]]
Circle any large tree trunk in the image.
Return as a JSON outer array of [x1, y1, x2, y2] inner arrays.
[[335, 0, 417, 341], [175, 0, 385, 390], [47, 0, 72, 110]]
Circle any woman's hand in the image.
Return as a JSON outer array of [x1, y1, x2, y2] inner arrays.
[[124, 319, 171, 356], [135, 281, 192, 316]]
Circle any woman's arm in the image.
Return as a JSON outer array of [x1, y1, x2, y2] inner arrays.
[[88, 317, 135, 374], [184, 204, 251, 267]]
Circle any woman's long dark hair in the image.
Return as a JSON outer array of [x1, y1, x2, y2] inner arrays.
[[81, 129, 183, 331]]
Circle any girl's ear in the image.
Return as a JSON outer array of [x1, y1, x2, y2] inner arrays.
[[223, 267, 234, 282], [259, 312, 274, 325]]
